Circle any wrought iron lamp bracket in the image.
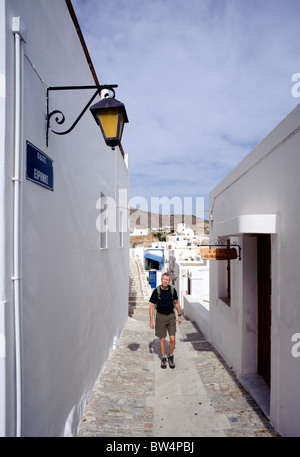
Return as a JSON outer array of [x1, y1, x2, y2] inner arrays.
[[46, 84, 118, 146], [198, 239, 242, 260]]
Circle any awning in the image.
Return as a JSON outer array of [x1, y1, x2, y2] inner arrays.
[[144, 252, 163, 263]]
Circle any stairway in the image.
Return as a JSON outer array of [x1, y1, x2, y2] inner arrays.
[[129, 255, 152, 316]]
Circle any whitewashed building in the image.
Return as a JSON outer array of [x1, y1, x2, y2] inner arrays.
[[0, 0, 129, 436], [169, 247, 210, 340], [209, 104, 300, 436], [130, 228, 150, 236]]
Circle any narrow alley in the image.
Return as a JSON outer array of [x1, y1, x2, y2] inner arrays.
[[77, 257, 278, 438]]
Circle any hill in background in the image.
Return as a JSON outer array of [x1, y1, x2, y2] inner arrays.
[[129, 208, 209, 246]]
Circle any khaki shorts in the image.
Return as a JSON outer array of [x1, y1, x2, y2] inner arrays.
[[155, 311, 176, 338]]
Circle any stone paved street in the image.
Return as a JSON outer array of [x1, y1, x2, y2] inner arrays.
[[77, 304, 278, 437]]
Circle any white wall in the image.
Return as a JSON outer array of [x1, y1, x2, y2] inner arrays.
[[188, 269, 209, 299], [183, 295, 210, 341], [0, 0, 19, 437], [2, 0, 129, 436], [209, 104, 300, 436]]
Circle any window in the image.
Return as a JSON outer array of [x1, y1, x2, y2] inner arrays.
[[118, 189, 128, 248], [98, 194, 109, 249], [218, 239, 231, 306], [97, 193, 125, 249], [119, 209, 124, 248]]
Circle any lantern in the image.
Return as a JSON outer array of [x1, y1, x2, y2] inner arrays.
[[90, 96, 128, 148]]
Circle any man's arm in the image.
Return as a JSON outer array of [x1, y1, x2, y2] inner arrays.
[[174, 299, 182, 324], [149, 302, 155, 329]]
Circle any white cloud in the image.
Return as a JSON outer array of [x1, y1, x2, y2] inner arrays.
[[72, 0, 300, 211]]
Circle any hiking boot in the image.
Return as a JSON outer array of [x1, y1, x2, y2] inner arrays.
[[168, 354, 175, 369], [161, 357, 167, 369]]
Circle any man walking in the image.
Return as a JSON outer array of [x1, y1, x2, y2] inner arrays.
[[149, 273, 182, 369]]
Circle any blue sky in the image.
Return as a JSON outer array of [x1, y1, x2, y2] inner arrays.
[[72, 0, 300, 215]]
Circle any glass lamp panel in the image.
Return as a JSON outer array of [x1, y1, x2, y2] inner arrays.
[[118, 110, 125, 139], [97, 108, 119, 139]]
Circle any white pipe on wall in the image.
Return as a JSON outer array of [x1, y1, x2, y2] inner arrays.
[[12, 17, 23, 438]]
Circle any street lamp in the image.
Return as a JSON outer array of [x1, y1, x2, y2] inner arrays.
[[90, 92, 128, 149], [46, 84, 128, 149]]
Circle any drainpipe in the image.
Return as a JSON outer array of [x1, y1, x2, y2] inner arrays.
[[12, 17, 24, 438]]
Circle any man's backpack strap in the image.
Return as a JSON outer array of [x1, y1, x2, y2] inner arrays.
[[156, 285, 160, 303], [170, 285, 174, 299], [154, 286, 160, 322]]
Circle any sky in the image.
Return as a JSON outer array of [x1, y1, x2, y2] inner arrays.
[[72, 0, 300, 216]]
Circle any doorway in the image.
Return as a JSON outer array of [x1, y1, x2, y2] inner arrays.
[[149, 270, 157, 289], [257, 234, 271, 387]]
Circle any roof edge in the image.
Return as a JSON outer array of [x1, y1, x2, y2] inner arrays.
[[64, 1, 127, 157], [65, 0, 100, 86]]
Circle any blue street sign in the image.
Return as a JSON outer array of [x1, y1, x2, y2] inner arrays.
[[26, 141, 54, 191]]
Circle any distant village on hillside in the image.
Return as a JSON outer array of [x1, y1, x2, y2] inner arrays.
[[129, 207, 209, 247]]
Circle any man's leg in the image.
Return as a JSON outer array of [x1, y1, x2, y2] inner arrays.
[[169, 335, 175, 355], [168, 335, 176, 368], [156, 313, 168, 368], [159, 337, 166, 357], [159, 337, 167, 368], [167, 316, 177, 368]]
